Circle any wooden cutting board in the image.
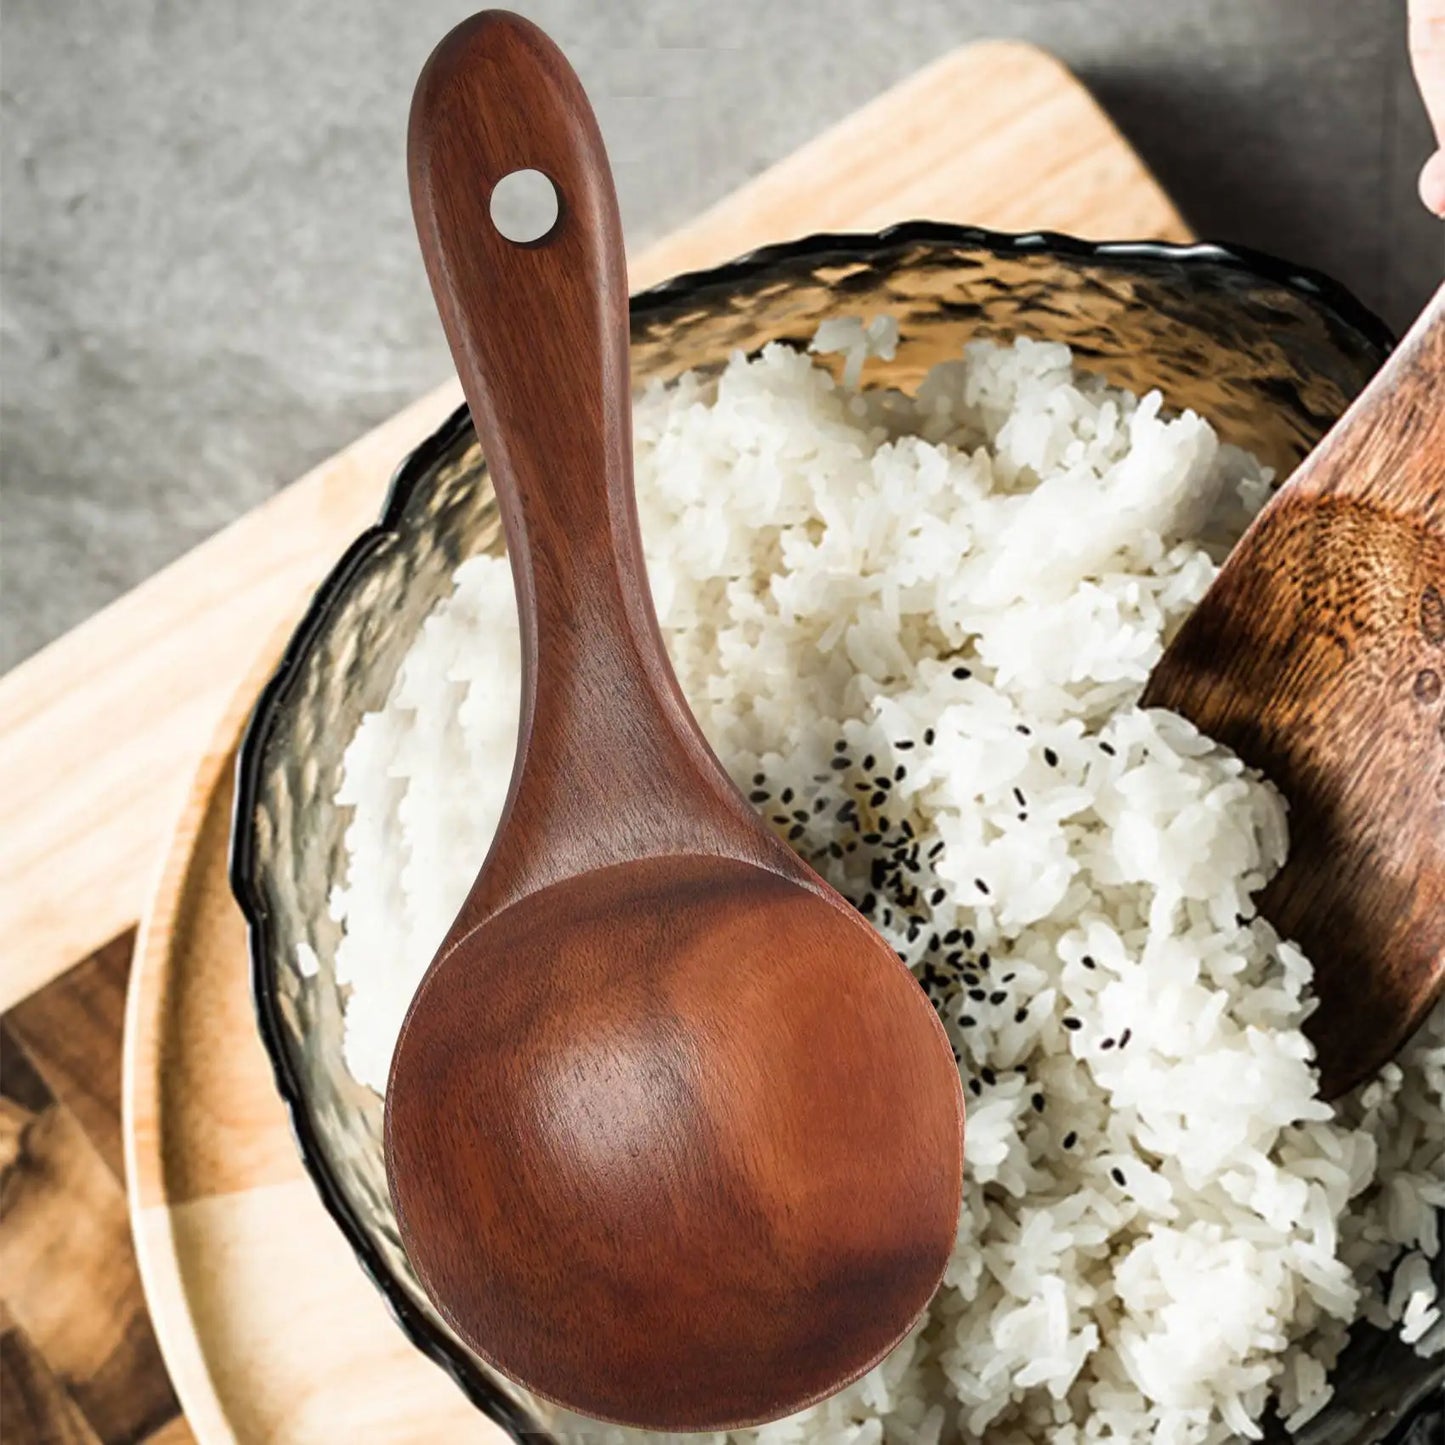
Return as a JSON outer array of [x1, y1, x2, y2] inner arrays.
[[120, 42, 1189, 1444]]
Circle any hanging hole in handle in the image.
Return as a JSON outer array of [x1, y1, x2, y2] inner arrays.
[[489, 169, 560, 244]]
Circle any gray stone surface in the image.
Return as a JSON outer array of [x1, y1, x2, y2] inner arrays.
[[2, 0, 1441, 670]]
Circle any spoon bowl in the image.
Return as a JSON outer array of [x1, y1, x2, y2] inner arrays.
[[387, 855, 963, 1430]]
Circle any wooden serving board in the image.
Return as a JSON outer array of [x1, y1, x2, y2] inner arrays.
[[122, 43, 1189, 1444]]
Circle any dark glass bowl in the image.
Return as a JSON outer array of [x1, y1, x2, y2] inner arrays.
[[231, 222, 1440, 1443]]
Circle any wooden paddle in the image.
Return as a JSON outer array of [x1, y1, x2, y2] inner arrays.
[[1146, 284, 1445, 1099]]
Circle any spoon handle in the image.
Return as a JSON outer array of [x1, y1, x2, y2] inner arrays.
[[408, 11, 776, 917], [1289, 282, 1444, 519]]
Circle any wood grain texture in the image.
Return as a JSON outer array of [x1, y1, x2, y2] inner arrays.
[[0, 38, 1188, 1013], [121, 44, 1190, 1445], [388, 16, 962, 1428], [1, 950, 187, 1445], [1145, 285, 1445, 1098], [0, 1325, 104, 1445], [6, 936, 133, 1183]]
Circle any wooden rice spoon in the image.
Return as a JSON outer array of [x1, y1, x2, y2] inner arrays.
[[383, 11, 964, 1432], [1145, 284, 1445, 1099]]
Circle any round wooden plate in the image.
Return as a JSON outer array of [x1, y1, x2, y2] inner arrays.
[[118, 44, 1189, 1442], [123, 631, 507, 1444]]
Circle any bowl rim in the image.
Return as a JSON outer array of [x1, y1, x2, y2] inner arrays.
[[230, 220, 1406, 1442]]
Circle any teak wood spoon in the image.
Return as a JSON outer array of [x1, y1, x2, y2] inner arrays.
[[1145, 283, 1445, 1099], [384, 10, 964, 1432]]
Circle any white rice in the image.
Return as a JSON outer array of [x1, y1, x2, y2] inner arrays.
[[329, 326, 1445, 1444]]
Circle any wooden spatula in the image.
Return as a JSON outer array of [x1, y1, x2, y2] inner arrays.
[[383, 10, 963, 1432], [1145, 284, 1445, 1098]]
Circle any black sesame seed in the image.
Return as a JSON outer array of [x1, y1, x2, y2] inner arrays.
[[1016, 724, 1032, 735], [1062, 1131, 1078, 1149], [1013, 787, 1027, 807], [828, 842, 843, 859], [959, 1014, 977, 1028], [947, 953, 964, 968], [1063, 1017, 1083, 1031], [1100, 741, 1116, 756], [900, 820, 915, 839], [1044, 748, 1059, 767], [877, 816, 891, 832], [944, 928, 962, 945], [1031, 1093, 1045, 1113], [870, 791, 887, 807], [962, 971, 979, 986], [813, 797, 828, 814], [1100, 1038, 1115, 1051], [952, 666, 971, 680], [1014, 1006, 1029, 1023], [929, 842, 946, 860], [788, 824, 805, 841], [930, 887, 946, 906], [968, 988, 986, 1002], [873, 775, 891, 790], [1111, 1167, 1126, 1186], [928, 933, 941, 951], [749, 790, 769, 803], [845, 842, 857, 853], [772, 814, 790, 826], [981, 1067, 997, 1086], [896, 739, 915, 750], [990, 991, 1007, 1006], [975, 878, 990, 895], [752, 772, 766, 786], [780, 787, 794, 804], [968, 1078, 983, 1096], [894, 764, 906, 781], [862, 753, 876, 771], [923, 729, 936, 745], [1119, 1028, 1132, 1048], [1081, 954, 1097, 970], [881, 908, 893, 925], [830, 756, 849, 771], [861, 892, 877, 913], [962, 930, 975, 947], [1001, 972, 1016, 983], [792, 809, 809, 823], [862, 832, 882, 846], [978, 951, 991, 969], [834, 738, 848, 753]]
